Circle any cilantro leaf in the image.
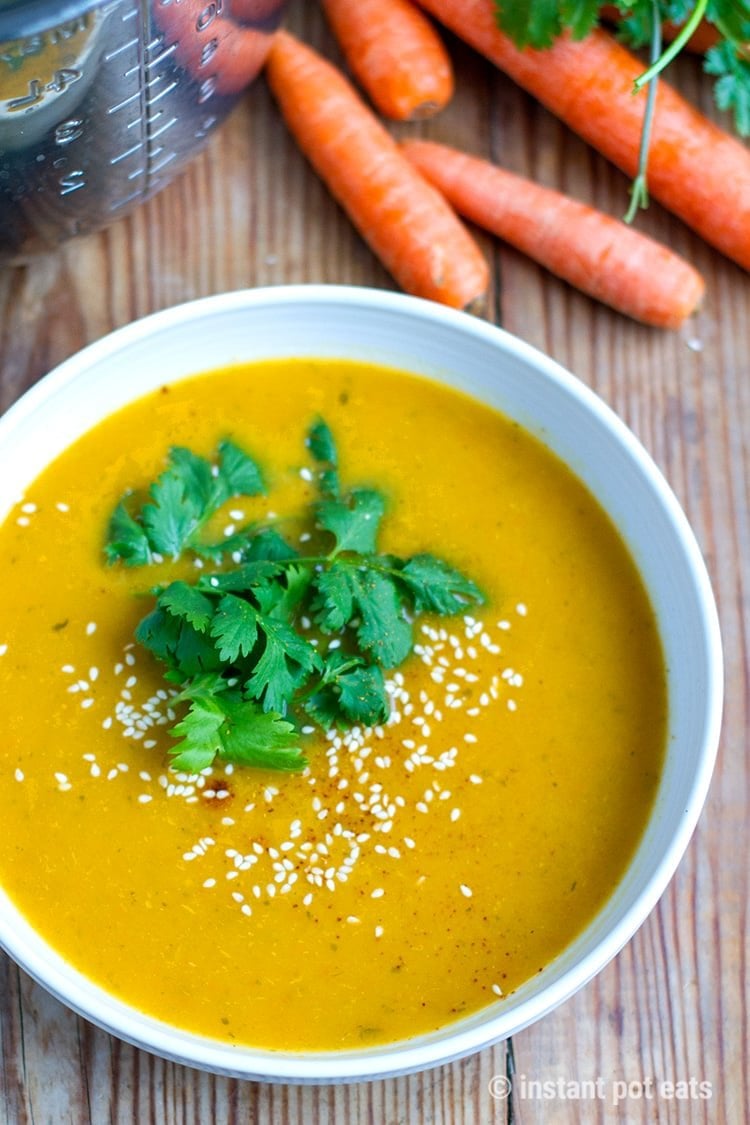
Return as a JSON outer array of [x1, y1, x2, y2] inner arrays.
[[307, 418, 338, 466], [304, 653, 389, 729], [159, 581, 215, 632], [105, 499, 153, 566], [242, 527, 299, 562], [705, 39, 750, 135], [316, 488, 385, 554], [311, 562, 357, 632], [494, 0, 599, 49], [105, 441, 265, 565], [336, 660, 389, 725], [311, 561, 413, 666], [169, 686, 304, 772], [307, 417, 340, 497], [348, 567, 412, 667], [244, 617, 321, 712], [209, 594, 259, 662], [193, 523, 260, 561], [136, 605, 222, 679], [122, 419, 487, 773], [195, 560, 283, 594], [217, 439, 265, 497], [399, 554, 484, 615], [253, 563, 312, 620], [142, 465, 201, 559]]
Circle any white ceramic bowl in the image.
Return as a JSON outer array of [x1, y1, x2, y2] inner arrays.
[[0, 285, 722, 1083]]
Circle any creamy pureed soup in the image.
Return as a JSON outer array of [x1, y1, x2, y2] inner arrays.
[[0, 359, 666, 1050]]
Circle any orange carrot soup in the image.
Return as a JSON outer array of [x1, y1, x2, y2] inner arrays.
[[0, 359, 667, 1050]]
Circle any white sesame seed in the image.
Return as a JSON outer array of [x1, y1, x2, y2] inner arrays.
[[469, 774, 483, 785], [138, 794, 153, 804], [203, 878, 216, 888], [85, 622, 97, 636], [450, 808, 461, 822], [375, 926, 384, 938], [14, 768, 24, 782], [56, 502, 70, 512], [492, 983, 504, 996], [460, 884, 473, 898]]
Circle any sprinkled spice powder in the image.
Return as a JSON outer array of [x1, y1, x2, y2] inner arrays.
[[0, 359, 666, 1050]]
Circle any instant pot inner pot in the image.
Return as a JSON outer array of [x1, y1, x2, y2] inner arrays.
[[0, 0, 284, 262]]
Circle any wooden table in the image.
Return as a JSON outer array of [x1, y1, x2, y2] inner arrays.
[[0, 5, 746, 1123]]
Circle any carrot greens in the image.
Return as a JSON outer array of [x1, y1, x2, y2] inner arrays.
[[495, 2, 750, 219], [105, 421, 484, 774]]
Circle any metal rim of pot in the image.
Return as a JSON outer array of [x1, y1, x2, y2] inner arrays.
[[0, 0, 109, 42]]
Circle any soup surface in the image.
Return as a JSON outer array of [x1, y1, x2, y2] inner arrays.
[[0, 359, 666, 1050]]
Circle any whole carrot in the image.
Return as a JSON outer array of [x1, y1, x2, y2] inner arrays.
[[402, 139, 705, 327], [321, 0, 454, 120], [264, 31, 489, 309], [414, 0, 750, 271]]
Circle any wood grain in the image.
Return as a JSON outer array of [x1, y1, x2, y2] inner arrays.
[[0, 3, 747, 1122]]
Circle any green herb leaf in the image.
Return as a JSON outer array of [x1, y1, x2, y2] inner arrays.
[[106, 441, 265, 565], [348, 567, 413, 668], [159, 581, 215, 632], [195, 560, 283, 594], [336, 660, 390, 725], [705, 39, 750, 135], [136, 605, 222, 679], [105, 499, 153, 566], [244, 616, 321, 713], [209, 594, 259, 662], [304, 653, 389, 729], [120, 418, 486, 773], [217, 439, 265, 497], [307, 418, 338, 466], [307, 417, 340, 497], [494, 0, 600, 49], [169, 686, 304, 772], [316, 488, 385, 554], [399, 554, 484, 615], [311, 562, 357, 632]]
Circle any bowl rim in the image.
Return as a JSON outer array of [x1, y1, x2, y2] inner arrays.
[[0, 284, 724, 1083]]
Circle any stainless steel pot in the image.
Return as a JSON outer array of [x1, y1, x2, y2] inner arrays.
[[0, 0, 285, 263]]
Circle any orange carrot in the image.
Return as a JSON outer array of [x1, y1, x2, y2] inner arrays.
[[402, 139, 705, 327], [321, 0, 454, 120], [265, 31, 489, 309], [414, 0, 750, 271]]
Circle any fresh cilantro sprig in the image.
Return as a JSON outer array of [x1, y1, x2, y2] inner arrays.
[[494, 2, 750, 220], [106, 421, 484, 774], [105, 439, 265, 565]]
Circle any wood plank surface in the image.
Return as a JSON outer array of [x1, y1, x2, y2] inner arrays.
[[0, 4, 747, 1123]]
